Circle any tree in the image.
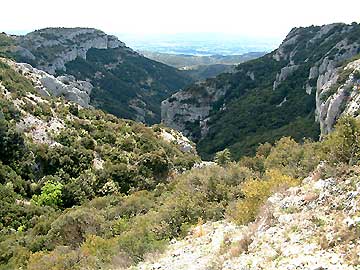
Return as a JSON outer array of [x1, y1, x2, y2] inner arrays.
[[0, 119, 26, 165], [214, 148, 232, 166], [32, 178, 63, 208], [322, 116, 360, 165]]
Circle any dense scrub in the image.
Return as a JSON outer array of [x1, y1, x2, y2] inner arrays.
[[2, 107, 359, 269], [2, 55, 360, 269], [0, 59, 199, 269]]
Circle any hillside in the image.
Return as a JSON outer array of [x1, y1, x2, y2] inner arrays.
[[0, 28, 192, 124], [0, 55, 198, 192], [162, 22, 360, 159], [183, 64, 236, 81], [0, 55, 204, 269], [135, 162, 360, 270], [2, 42, 360, 270]]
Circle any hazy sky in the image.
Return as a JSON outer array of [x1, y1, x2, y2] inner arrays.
[[2, 0, 360, 38]]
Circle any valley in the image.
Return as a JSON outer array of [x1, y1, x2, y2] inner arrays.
[[140, 51, 265, 81], [1, 19, 360, 270]]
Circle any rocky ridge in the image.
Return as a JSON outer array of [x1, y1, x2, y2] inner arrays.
[[2, 28, 192, 124], [14, 28, 125, 74], [131, 164, 360, 270], [161, 22, 360, 158]]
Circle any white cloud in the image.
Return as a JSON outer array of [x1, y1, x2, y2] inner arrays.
[[2, 0, 359, 38]]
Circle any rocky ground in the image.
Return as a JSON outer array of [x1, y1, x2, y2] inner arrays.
[[130, 164, 360, 270]]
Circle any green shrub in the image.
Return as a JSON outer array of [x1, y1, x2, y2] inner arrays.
[[214, 148, 232, 166], [31, 178, 63, 208], [47, 207, 105, 248], [322, 116, 360, 165], [264, 137, 320, 178], [118, 213, 166, 262], [62, 172, 96, 207]]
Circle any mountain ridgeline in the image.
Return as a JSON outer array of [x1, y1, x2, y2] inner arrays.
[[3, 23, 360, 270], [162, 22, 360, 159], [0, 28, 192, 124]]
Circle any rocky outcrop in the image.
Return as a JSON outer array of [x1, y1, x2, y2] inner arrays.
[[15, 28, 126, 74], [272, 27, 300, 63], [5, 59, 93, 107], [16, 113, 64, 146], [158, 128, 195, 153], [316, 59, 360, 136], [270, 22, 360, 128], [161, 82, 229, 140], [273, 65, 299, 90]]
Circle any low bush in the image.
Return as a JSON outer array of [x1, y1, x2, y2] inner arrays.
[[226, 169, 299, 224], [322, 116, 360, 165], [264, 137, 320, 178]]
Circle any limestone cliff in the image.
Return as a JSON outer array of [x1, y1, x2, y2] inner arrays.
[[3, 28, 192, 124], [14, 28, 125, 74], [161, 81, 229, 140], [161, 23, 360, 158], [316, 58, 360, 136]]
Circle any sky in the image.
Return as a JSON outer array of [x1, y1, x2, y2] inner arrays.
[[2, 0, 360, 39]]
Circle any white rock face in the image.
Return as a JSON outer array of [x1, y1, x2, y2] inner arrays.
[[272, 24, 360, 136], [17, 28, 126, 74], [7, 60, 93, 107], [16, 114, 64, 146], [316, 59, 360, 136], [273, 65, 299, 90], [135, 221, 243, 270], [272, 28, 299, 62], [161, 83, 229, 140], [159, 128, 195, 153]]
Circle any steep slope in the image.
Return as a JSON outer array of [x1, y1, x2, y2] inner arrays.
[[162, 22, 360, 159], [1, 28, 192, 124], [0, 56, 202, 269], [2, 54, 360, 269], [316, 56, 360, 136], [134, 164, 360, 270], [0, 56, 198, 199]]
